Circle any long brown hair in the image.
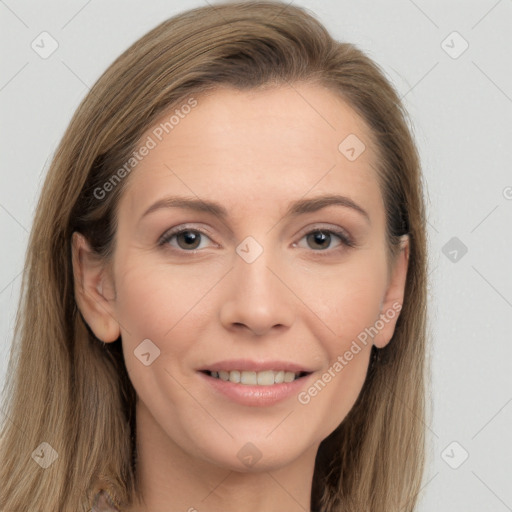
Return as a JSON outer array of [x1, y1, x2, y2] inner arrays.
[[0, 2, 430, 510]]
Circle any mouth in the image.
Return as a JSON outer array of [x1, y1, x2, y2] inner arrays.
[[197, 361, 316, 406], [200, 369, 311, 386]]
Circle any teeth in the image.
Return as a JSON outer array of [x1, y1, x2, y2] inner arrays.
[[228, 370, 240, 383], [241, 371, 257, 385], [218, 370, 230, 381], [257, 370, 275, 385], [209, 370, 301, 385]]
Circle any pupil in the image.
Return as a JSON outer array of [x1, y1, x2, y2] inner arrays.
[[179, 231, 200, 249], [309, 231, 330, 249]]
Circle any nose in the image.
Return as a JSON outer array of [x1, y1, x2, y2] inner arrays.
[[219, 246, 296, 337]]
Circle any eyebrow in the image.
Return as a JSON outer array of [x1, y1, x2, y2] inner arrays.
[[140, 193, 370, 224]]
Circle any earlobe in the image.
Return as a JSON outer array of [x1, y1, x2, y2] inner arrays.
[[373, 235, 410, 349], [71, 232, 120, 343]]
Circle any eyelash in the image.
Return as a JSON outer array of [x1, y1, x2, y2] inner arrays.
[[158, 224, 355, 255]]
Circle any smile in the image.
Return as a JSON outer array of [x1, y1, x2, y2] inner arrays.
[[204, 369, 310, 385], [198, 369, 314, 407]]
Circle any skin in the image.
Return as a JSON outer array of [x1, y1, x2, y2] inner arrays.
[[72, 83, 409, 512]]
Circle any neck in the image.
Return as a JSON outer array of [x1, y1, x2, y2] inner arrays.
[[126, 400, 317, 512]]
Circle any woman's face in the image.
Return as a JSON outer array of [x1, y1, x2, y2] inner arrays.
[[78, 83, 408, 472]]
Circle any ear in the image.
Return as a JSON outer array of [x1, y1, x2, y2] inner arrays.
[[71, 231, 120, 343], [373, 235, 409, 349]]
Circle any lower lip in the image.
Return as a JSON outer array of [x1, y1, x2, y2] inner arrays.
[[198, 371, 313, 407]]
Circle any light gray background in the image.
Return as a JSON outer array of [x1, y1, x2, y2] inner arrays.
[[1, 1, 511, 510]]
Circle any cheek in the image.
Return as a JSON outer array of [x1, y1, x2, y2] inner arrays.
[[112, 258, 227, 397], [296, 250, 388, 342], [113, 258, 219, 342], [292, 251, 386, 429], [294, 287, 377, 442], [112, 262, 210, 409]]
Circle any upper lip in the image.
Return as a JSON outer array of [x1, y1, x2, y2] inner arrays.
[[197, 359, 314, 373]]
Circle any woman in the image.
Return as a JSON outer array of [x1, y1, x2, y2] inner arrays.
[[0, 1, 429, 511]]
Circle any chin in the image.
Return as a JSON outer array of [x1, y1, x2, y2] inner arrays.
[[189, 435, 307, 473]]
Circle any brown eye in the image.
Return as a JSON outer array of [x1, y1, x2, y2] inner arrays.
[[175, 230, 202, 250], [306, 231, 335, 250], [298, 228, 353, 252], [159, 228, 213, 251]]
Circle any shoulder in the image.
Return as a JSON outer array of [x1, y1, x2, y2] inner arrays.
[[91, 489, 122, 512]]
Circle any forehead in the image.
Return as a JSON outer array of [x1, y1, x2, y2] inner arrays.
[[119, 83, 381, 220]]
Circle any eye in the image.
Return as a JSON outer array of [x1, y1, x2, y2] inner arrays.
[[295, 227, 354, 252], [158, 225, 355, 254], [159, 227, 214, 251]]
